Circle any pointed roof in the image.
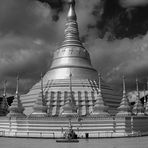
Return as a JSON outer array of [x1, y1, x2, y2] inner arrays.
[[7, 76, 26, 118], [61, 72, 77, 118], [132, 78, 144, 116], [91, 74, 110, 117], [3, 80, 7, 98], [30, 73, 47, 117], [145, 79, 148, 115], [143, 88, 147, 108], [116, 76, 131, 117], [145, 99, 148, 115], [0, 80, 8, 115], [62, 0, 83, 48]]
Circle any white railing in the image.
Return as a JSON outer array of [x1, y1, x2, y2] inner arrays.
[[0, 130, 143, 138]]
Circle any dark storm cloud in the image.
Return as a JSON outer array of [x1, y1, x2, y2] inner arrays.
[[94, 0, 148, 40], [88, 34, 148, 91], [119, 0, 148, 8], [36, 0, 148, 40], [37, 0, 65, 21], [0, 0, 62, 94], [0, 0, 148, 96]]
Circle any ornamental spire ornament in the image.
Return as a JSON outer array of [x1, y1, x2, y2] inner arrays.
[[116, 76, 131, 117], [145, 92, 148, 115], [0, 80, 8, 116], [144, 81, 148, 115], [7, 76, 26, 118], [62, 0, 83, 47], [30, 73, 48, 117], [144, 88, 147, 109], [3, 80, 7, 98], [91, 73, 110, 117], [132, 78, 144, 116], [61, 72, 77, 118]]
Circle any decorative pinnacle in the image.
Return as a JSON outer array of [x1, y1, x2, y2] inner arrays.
[[98, 73, 101, 93], [69, 71, 72, 94], [16, 75, 19, 95], [136, 78, 139, 98], [62, 0, 82, 47], [122, 75, 126, 94], [144, 88, 146, 104], [40, 72, 44, 100], [3, 80, 7, 97], [67, 0, 76, 21], [147, 78, 148, 90], [41, 73, 43, 91]]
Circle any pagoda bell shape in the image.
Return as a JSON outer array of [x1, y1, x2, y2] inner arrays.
[[0, 80, 9, 116], [91, 74, 110, 117], [116, 76, 131, 117], [7, 76, 26, 118], [46, 0, 98, 80], [30, 73, 48, 117], [132, 78, 144, 116]]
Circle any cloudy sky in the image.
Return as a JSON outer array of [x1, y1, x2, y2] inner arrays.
[[0, 0, 148, 95]]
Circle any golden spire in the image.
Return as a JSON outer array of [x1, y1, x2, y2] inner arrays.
[[147, 78, 148, 90], [136, 78, 140, 100], [132, 78, 144, 116], [67, 0, 76, 21], [30, 73, 48, 117], [61, 71, 77, 117], [40, 73, 44, 99], [69, 71, 72, 94], [98, 73, 102, 95], [7, 75, 26, 118], [144, 88, 146, 108], [91, 73, 110, 117], [0, 80, 8, 115], [116, 75, 131, 117], [16, 75, 19, 97], [3, 80, 7, 98], [62, 0, 82, 47], [123, 75, 126, 95]]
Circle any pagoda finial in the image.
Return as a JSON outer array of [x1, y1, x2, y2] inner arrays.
[[136, 78, 139, 98], [0, 80, 8, 116], [144, 88, 146, 108], [3, 80, 7, 98], [116, 75, 131, 117], [7, 75, 26, 118], [98, 73, 101, 94], [16, 75, 19, 96], [91, 73, 110, 117], [123, 75, 126, 94], [67, 0, 76, 21], [69, 71, 72, 93], [69, 70, 77, 108], [132, 78, 144, 116], [147, 78, 148, 90], [62, 0, 82, 47], [40, 72, 43, 98]]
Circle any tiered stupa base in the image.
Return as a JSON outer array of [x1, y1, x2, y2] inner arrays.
[[21, 79, 121, 116], [7, 113, 26, 118], [91, 112, 111, 118], [116, 112, 131, 117], [1, 116, 148, 138], [29, 112, 48, 118]]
